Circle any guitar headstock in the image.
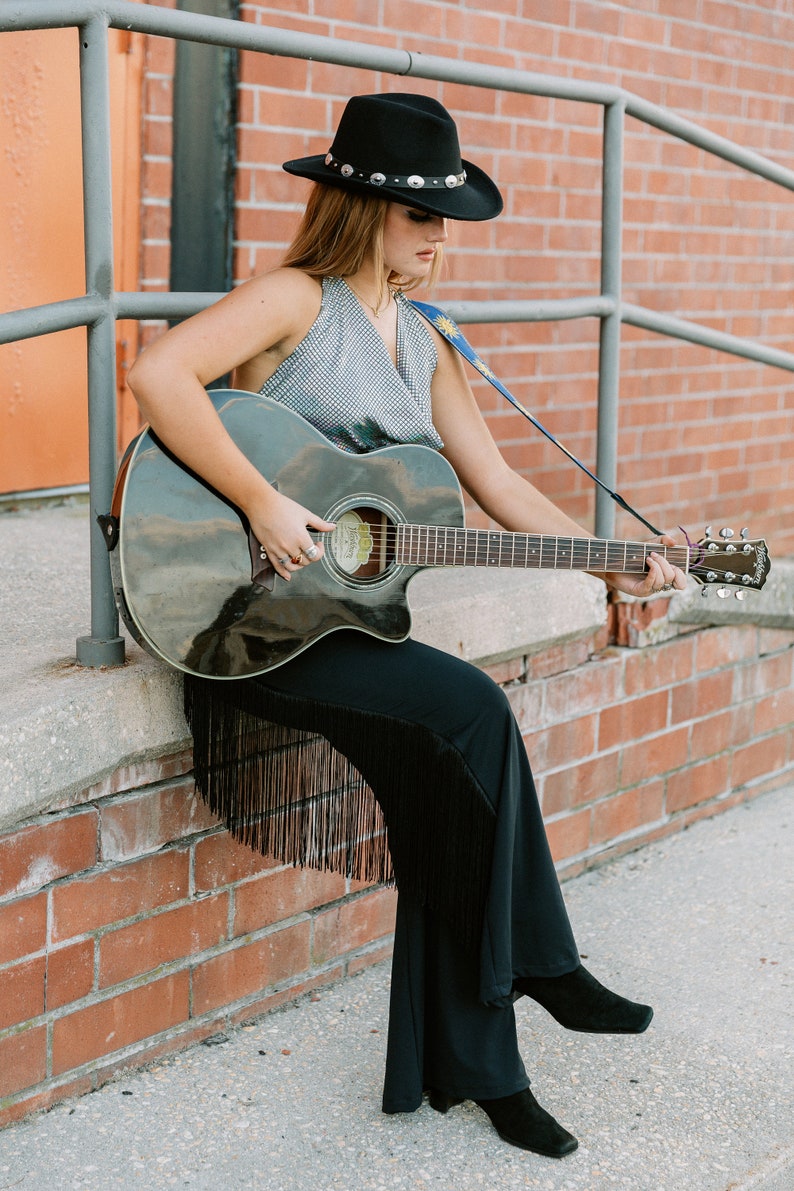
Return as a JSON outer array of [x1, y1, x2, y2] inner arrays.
[[689, 527, 770, 599]]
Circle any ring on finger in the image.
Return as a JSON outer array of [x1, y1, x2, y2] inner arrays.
[[277, 556, 289, 566], [305, 544, 319, 560], [290, 552, 303, 565]]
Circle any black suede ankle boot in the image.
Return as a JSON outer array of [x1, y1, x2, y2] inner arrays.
[[427, 1088, 578, 1158], [515, 963, 653, 1034], [475, 1089, 578, 1157]]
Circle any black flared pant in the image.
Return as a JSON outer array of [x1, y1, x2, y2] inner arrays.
[[249, 631, 580, 1113]]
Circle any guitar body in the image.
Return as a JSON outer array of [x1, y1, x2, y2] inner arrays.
[[115, 389, 464, 679]]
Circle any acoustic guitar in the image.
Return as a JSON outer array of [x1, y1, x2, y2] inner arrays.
[[107, 389, 771, 679]]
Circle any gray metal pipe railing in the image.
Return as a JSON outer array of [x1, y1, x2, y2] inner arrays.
[[2, 0, 794, 666], [76, 12, 125, 665], [0, 295, 107, 342], [0, 293, 619, 337], [9, 290, 794, 372], [621, 304, 794, 374], [595, 98, 627, 538]]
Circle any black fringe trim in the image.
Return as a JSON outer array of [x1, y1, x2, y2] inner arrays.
[[183, 674, 496, 948]]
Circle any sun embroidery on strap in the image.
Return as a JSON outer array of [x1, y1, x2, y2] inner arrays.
[[473, 357, 497, 380], [432, 313, 460, 339]]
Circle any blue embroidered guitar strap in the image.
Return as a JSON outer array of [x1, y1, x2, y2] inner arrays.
[[409, 298, 662, 536]]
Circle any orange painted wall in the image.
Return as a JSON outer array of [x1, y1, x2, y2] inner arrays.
[[0, 26, 144, 496], [0, 28, 87, 493]]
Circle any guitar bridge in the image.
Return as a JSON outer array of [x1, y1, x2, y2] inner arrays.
[[249, 529, 276, 591]]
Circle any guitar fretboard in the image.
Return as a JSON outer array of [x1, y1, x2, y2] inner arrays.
[[395, 525, 690, 573]]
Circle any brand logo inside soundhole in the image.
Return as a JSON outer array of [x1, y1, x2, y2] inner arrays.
[[332, 510, 374, 575]]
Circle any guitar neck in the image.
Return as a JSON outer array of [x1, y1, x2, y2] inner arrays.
[[395, 525, 690, 574]]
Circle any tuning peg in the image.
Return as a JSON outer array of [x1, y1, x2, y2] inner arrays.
[[719, 527, 735, 540], [701, 587, 710, 597], [717, 587, 730, 598], [740, 527, 749, 540], [735, 590, 748, 601], [705, 525, 712, 537]]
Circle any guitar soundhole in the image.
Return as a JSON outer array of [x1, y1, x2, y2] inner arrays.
[[328, 505, 397, 582]]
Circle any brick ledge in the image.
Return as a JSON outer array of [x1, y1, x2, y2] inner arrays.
[[0, 503, 605, 832]]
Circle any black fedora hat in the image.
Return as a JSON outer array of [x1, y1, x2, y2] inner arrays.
[[283, 92, 503, 222]]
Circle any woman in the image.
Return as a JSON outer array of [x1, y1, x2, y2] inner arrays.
[[128, 92, 686, 1159]]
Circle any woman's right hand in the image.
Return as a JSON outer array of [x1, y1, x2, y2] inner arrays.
[[249, 488, 336, 581]]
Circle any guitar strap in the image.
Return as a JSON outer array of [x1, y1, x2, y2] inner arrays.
[[409, 298, 662, 537]]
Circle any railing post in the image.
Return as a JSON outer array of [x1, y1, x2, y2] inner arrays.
[[75, 13, 125, 667], [595, 97, 626, 539]]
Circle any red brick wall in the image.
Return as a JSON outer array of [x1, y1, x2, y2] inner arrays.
[[2, 614, 792, 1126], [225, 1, 794, 552], [0, 751, 397, 1126], [137, 2, 794, 552]]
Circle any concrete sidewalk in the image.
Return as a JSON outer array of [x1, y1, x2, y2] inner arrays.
[[0, 786, 791, 1191]]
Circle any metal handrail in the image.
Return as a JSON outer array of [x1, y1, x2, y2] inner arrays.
[[2, 0, 794, 665]]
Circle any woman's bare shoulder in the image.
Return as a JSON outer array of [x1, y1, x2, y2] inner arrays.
[[222, 267, 321, 345], [230, 269, 325, 390], [238, 266, 323, 311]]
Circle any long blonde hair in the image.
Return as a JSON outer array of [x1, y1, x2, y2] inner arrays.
[[282, 183, 444, 306]]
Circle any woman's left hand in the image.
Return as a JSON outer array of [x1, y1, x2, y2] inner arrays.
[[606, 533, 688, 598]]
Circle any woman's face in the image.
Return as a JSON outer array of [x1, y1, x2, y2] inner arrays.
[[381, 204, 448, 277]]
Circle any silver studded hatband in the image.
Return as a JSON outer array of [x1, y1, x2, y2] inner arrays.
[[324, 153, 466, 191]]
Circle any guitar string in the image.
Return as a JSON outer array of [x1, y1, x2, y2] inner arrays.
[[311, 527, 748, 571], [313, 523, 754, 552], [319, 528, 734, 559]]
